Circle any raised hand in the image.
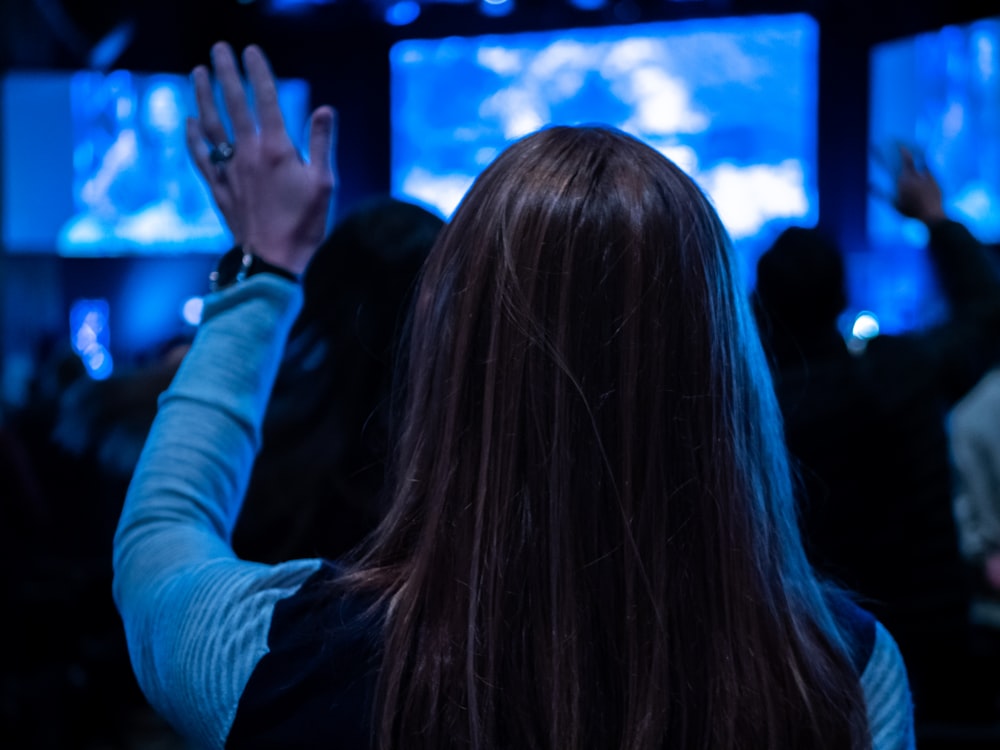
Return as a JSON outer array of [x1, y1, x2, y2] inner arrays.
[[186, 42, 336, 275], [893, 145, 946, 226]]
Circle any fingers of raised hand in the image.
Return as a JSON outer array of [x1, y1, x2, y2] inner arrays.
[[185, 117, 214, 182], [243, 45, 287, 139], [307, 106, 337, 187], [212, 42, 256, 139], [192, 65, 229, 149]]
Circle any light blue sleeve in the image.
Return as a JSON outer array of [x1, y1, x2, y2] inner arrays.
[[112, 275, 323, 750], [862, 622, 916, 750]]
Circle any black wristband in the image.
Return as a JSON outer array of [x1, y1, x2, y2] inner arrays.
[[209, 245, 299, 292]]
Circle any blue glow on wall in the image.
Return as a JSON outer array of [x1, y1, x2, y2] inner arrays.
[[114, 259, 208, 353], [390, 13, 819, 286]]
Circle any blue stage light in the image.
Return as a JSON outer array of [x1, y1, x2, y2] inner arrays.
[[568, 0, 607, 10], [268, 0, 332, 11], [70, 299, 114, 380], [480, 0, 514, 18], [386, 0, 421, 25]]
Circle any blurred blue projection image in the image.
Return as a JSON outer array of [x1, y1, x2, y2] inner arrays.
[[390, 13, 819, 284], [869, 16, 1000, 250], [2, 70, 310, 255]]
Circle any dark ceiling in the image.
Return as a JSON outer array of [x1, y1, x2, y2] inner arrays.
[[1, 0, 992, 76]]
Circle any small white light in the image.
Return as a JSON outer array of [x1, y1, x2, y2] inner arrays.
[[852, 311, 880, 340], [182, 297, 205, 326]]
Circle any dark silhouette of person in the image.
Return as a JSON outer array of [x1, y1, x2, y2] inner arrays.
[[232, 196, 444, 563], [753, 148, 1000, 724]]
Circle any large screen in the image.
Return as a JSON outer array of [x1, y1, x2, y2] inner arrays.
[[390, 13, 819, 285], [869, 16, 1000, 251], [2, 70, 310, 255]]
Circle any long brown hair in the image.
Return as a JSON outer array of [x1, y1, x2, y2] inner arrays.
[[349, 126, 870, 749]]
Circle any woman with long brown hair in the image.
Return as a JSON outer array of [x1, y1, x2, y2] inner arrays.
[[113, 42, 913, 749]]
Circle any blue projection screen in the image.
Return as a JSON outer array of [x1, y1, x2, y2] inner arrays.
[[869, 16, 1000, 250], [2, 70, 310, 255], [390, 13, 819, 285]]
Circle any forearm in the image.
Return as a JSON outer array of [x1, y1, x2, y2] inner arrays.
[[113, 275, 303, 609], [109, 39, 337, 745], [862, 623, 915, 750], [926, 219, 1000, 310]]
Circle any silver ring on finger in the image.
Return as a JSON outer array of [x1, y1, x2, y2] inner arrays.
[[209, 141, 235, 176], [209, 141, 234, 164]]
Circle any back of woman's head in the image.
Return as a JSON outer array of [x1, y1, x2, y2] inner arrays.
[[358, 126, 869, 750]]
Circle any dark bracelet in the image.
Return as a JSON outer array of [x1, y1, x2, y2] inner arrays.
[[209, 244, 299, 292]]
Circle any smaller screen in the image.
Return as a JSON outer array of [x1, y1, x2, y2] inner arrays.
[[868, 16, 1000, 250], [2, 70, 310, 255]]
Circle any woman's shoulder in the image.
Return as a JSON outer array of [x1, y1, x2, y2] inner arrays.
[[825, 589, 877, 674], [227, 560, 384, 748], [826, 590, 915, 749]]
